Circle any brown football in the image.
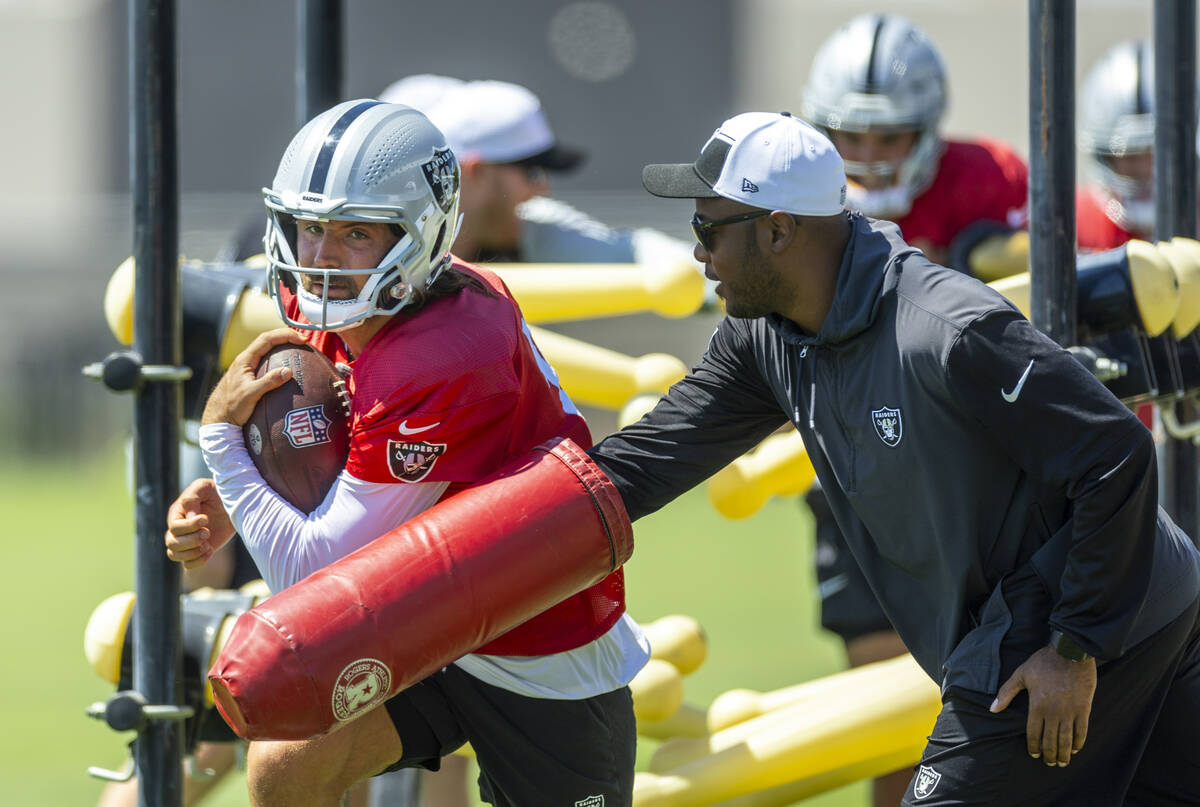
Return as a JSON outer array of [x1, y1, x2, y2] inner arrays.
[[242, 344, 351, 512]]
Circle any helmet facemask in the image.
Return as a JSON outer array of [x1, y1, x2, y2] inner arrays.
[[264, 204, 450, 332], [1091, 152, 1155, 236], [840, 128, 945, 219]]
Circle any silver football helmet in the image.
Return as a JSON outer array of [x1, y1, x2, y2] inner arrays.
[[263, 100, 461, 331], [1078, 41, 1156, 235], [801, 13, 948, 218]]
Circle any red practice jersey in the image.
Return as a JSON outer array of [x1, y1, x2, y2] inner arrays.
[[280, 259, 625, 655], [896, 137, 1029, 251], [1077, 186, 1140, 252]]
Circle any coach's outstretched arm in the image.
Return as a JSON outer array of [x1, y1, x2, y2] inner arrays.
[[588, 316, 790, 519]]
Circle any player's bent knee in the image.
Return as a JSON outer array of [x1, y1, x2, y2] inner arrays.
[[246, 707, 406, 806], [245, 740, 355, 807]]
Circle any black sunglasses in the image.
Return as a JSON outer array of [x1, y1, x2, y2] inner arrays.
[[690, 210, 771, 251]]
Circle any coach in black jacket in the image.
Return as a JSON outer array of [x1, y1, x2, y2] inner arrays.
[[594, 112, 1200, 805]]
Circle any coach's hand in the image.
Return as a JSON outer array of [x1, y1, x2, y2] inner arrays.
[[990, 646, 1097, 767], [165, 478, 236, 569], [202, 328, 306, 427]]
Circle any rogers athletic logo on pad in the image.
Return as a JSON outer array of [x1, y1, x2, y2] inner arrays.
[[331, 658, 391, 722], [387, 440, 446, 482]]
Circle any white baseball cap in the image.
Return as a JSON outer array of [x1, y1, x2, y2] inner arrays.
[[377, 73, 465, 113], [642, 112, 847, 215], [381, 76, 584, 171]]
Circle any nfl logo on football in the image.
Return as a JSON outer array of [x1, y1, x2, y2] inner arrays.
[[913, 764, 941, 800], [284, 404, 332, 448]]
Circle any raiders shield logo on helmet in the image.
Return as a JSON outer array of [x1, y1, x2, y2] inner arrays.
[[871, 406, 903, 447], [387, 440, 446, 482], [421, 147, 459, 214]]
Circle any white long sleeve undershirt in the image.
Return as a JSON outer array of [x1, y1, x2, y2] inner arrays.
[[200, 422, 447, 593], [199, 422, 648, 699]]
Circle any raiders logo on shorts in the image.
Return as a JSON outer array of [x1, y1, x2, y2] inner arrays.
[[387, 440, 447, 482]]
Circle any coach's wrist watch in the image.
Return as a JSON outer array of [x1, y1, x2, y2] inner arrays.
[[1048, 629, 1091, 662]]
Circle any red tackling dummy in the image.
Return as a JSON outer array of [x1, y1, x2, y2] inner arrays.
[[208, 437, 633, 740]]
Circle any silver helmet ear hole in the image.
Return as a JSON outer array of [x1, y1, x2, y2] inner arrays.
[[389, 282, 413, 300]]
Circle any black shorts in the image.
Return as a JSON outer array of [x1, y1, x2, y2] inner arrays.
[[807, 486, 894, 642], [381, 664, 636, 807], [901, 568, 1200, 806]]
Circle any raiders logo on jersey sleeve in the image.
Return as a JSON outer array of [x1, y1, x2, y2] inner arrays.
[[387, 440, 447, 482]]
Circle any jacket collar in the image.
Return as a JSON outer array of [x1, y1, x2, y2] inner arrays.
[[767, 212, 920, 347]]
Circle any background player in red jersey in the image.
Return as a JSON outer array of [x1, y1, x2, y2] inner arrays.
[[1075, 39, 1200, 253], [164, 100, 648, 807], [797, 14, 1029, 806], [1076, 40, 1158, 252], [801, 13, 1028, 270]]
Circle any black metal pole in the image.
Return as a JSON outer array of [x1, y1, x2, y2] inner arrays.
[[1154, 0, 1199, 539], [296, 0, 343, 127], [1028, 0, 1077, 346], [130, 0, 184, 803]]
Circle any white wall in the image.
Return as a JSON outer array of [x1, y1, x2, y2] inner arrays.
[[0, 0, 111, 197]]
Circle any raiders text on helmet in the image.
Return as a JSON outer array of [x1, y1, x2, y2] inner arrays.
[[801, 13, 948, 218], [263, 100, 461, 331]]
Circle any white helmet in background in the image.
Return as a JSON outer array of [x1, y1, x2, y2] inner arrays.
[[801, 13, 947, 218], [263, 100, 461, 331], [1078, 40, 1157, 235]]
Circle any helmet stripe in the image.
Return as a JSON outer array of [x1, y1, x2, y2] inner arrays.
[[1134, 42, 1149, 116], [865, 15, 886, 89], [307, 100, 384, 195]]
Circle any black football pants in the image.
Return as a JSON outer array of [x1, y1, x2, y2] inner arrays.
[[900, 581, 1200, 806]]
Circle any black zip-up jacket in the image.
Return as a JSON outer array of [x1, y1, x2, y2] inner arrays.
[[592, 212, 1200, 694]]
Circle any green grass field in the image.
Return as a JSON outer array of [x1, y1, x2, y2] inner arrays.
[[0, 442, 867, 806]]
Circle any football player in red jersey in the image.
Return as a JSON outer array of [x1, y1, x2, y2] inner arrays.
[[164, 101, 647, 807], [1076, 40, 1160, 252], [798, 14, 1029, 806], [801, 13, 1028, 271]]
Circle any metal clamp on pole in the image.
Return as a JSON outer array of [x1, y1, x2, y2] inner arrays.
[[85, 691, 195, 781], [82, 350, 192, 393], [1066, 346, 1129, 383]]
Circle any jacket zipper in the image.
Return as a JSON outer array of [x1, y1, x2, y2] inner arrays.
[[804, 344, 857, 492], [799, 345, 816, 427]]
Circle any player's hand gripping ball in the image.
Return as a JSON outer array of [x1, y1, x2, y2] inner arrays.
[[242, 344, 351, 512]]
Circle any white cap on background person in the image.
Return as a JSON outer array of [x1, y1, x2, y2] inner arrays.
[[641, 112, 847, 215], [377, 73, 465, 113], [381, 76, 585, 171]]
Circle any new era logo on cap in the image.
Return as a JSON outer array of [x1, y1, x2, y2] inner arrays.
[[641, 112, 847, 216]]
